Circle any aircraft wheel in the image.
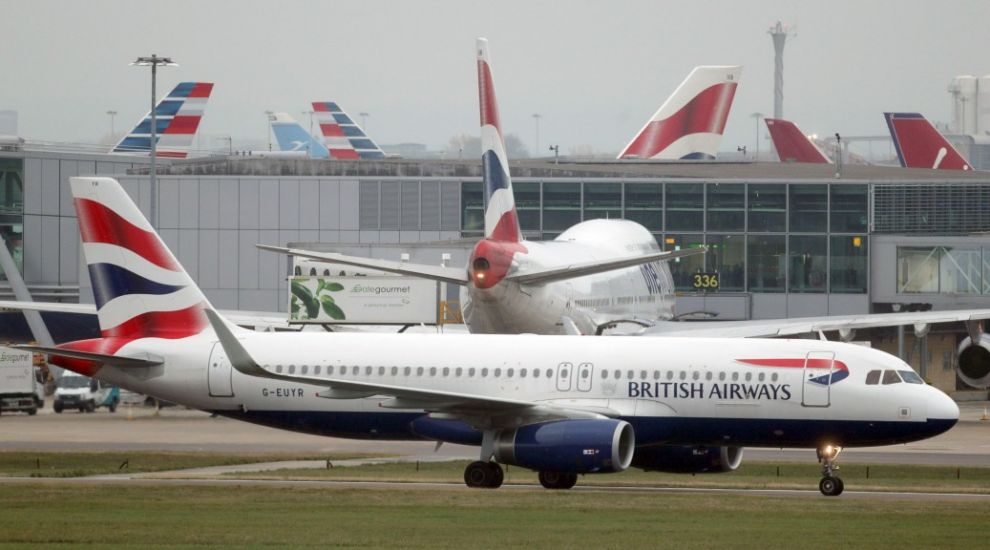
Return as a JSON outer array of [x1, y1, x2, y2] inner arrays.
[[539, 471, 577, 490], [819, 476, 843, 496], [464, 461, 498, 488], [489, 463, 504, 488]]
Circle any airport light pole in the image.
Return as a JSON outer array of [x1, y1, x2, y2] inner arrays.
[[304, 110, 315, 136], [532, 113, 542, 157], [264, 111, 274, 150], [106, 110, 117, 144], [131, 54, 177, 229], [359, 112, 369, 131], [751, 112, 764, 161]]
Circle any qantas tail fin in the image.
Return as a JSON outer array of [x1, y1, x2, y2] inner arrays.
[[476, 38, 522, 243], [618, 66, 741, 160], [312, 102, 386, 159], [111, 82, 213, 158], [270, 113, 330, 158], [884, 112, 971, 170], [765, 118, 831, 164]]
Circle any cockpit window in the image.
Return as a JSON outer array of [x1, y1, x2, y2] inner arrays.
[[865, 370, 881, 385], [898, 370, 924, 384], [881, 370, 902, 385]]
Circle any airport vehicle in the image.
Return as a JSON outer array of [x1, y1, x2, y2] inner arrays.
[[884, 112, 972, 170], [53, 371, 118, 413], [270, 113, 330, 158], [765, 118, 831, 163], [110, 82, 214, 159], [311, 101, 386, 159], [617, 66, 741, 160], [23, 43, 960, 496], [0, 345, 43, 415]]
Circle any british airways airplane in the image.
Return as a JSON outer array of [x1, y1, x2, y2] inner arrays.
[[20, 40, 960, 497], [884, 112, 973, 171], [110, 82, 214, 159]]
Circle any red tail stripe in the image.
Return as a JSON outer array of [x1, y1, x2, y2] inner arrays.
[[75, 198, 180, 271], [737, 358, 848, 371], [321, 123, 345, 137], [163, 115, 202, 135], [621, 82, 737, 158], [188, 83, 214, 98], [328, 149, 360, 160], [49, 338, 133, 377], [477, 60, 501, 132], [102, 303, 209, 340]]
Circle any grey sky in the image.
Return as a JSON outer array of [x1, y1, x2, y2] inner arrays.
[[2, 0, 988, 156]]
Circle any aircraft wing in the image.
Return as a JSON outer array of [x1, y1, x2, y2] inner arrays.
[[507, 247, 706, 286], [0, 300, 97, 314], [257, 244, 470, 285], [644, 309, 990, 339]]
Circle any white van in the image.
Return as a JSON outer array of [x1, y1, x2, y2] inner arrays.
[[54, 372, 119, 413]]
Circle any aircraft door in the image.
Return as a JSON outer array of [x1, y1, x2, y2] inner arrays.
[[556, 362, 573, 392], [801, 351, 834, 407], [208, 342, 235, 397], [576, 362, 594, 392]]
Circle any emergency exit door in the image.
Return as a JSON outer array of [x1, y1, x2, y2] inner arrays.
[[208, 343, 234, 397]]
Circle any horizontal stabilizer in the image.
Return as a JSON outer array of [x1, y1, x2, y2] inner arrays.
[[258, 245, 469, 285], [15, 345, 163, 368], [507, 247, 706, 285]]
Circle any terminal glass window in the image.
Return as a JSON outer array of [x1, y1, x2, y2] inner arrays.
[[898, 246, 982, 294], [748, 184, 786, 232], [543, 182, 581, 231], [624, 183, 662, 231], [897, 247, 939, 293], [788, 235, 827, 293], [461, 181, 484, 233], [831, 236, 868, 293], [789, 184, 828, 233], [706, 234, 745, 291], [514, 182, 541, 231], [706, 183, 745, 231], [0, 159, 24, 280], [830, 184, 868, 232], [665, 183, 703, 231], [747, 235, 785, 292], [583, 182, 621, 221], [664, 234, 705, 291]]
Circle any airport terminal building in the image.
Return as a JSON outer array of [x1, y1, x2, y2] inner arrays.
[[3, 148, 990, 391]]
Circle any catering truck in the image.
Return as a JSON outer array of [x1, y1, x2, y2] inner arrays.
[[0, 345, 44, 415]]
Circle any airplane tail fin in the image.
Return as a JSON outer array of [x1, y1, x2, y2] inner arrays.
[[764, 118, 831, 164], [270, 113, 329, 158], [111, 82, 214, 158], [312, 102, 386, 159], [476, 38, 522, 243], [618, 66, 741, 160], [884, 112, 971, 170]]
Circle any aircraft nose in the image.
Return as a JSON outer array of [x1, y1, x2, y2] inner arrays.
[[929, 389, 960, 421]]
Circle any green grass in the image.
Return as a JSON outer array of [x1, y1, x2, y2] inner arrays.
[[0, 451, 381, 478], [0, 483, 985, 548], [237, 459, 990, 494]]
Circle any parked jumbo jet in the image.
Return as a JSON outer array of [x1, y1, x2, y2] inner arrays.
[[765, 118, 831, 164], [884, 112, 972, 170], [110, 82, 214, 159], [617, 66, 741, 160]]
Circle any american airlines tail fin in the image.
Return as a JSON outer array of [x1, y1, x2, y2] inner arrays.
[[618, 66, 741, 160], [476, 38, 522, 243], [765, 118, 831, 164], [884, 112, 971, 170], [111, 82, 213, 158], [270, 113, 329, 158], [312, 102, 386, 159]]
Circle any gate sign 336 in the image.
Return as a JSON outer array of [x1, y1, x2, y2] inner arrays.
[[692, 272, 719, 290]]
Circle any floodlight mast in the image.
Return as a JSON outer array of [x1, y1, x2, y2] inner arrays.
[[131, 54, 178, 229]]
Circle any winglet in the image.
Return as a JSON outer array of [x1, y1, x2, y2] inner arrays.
[[204, 309, 269, 378]]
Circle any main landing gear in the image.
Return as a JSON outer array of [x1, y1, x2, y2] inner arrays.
[[464, 461, 504, 488], [817, 444, 844, 497], [538, 471, 577, 490]]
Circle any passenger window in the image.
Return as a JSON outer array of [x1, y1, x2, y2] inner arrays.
[[429, 367, 436, 376], [546, 368, 553, 378], [640, 371, 647, 380], [882, 370, 902, 385], [481, 368, 489, 377], [653, 370, 661, 380], [416, 367, 424, 376], [732, 372, 738, 381], [365, 367, 372, 376], [758, 373, 765, 382], [705, 372, 712, 381], [865, 370, 881, 385], [276, 365, 283, 374], [456, 368, 463, 377], [314, 366, 322, 375], [627, 370, 634, 379], [300, 365, 308, 375], [470, 368, 477, 377], [692, 371, 699, 381], [679, 371, 686, 381], [378, 367, 385, 376], [403, 367, 411, 376], [533, 369, 540, 378], [666, 371, 674, 381], [391, 366, 398, 376], [614, 370, 621, 379], [288, 365, 295, 374], [718, 372, 725, 381], [443, 367, 450, 377], [494, 368, 502, 377], [506, 368, 513, 378], [340, 366, 347, 375], [771, 373, 778, 382], [601, 370, 609, 379], [745, 372, 751, 382]]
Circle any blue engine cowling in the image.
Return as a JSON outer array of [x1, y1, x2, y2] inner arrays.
[[493, 419, 635, 473], [632, 445, 744, 473]]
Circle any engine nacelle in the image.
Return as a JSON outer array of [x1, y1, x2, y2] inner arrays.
[[494, 419, 635, 474], [958, 334, 990, 388], [631, 445, 744, 474]]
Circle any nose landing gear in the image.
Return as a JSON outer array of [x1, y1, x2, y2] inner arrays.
[[817, 444, 844, 496]]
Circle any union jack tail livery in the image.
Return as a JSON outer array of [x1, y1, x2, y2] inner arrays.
[[618, 66, 741, 160], [765, 118, 831, 164], [312, 102, 386, 160], [884, 112, 972, 170], [476, 38, 522, 243], [111, 82, 214, 159], [51, 177, 213, 374], [270, 113, 330, 158]]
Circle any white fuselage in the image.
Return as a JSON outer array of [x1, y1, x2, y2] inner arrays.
[[462, 219, 676, 335], [93, 331, 958, 449]]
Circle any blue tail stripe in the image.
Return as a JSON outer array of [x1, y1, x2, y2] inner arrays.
[[168, 82, 197, 98], [88, 263, 185, 309], [481, 149, 509, 205]]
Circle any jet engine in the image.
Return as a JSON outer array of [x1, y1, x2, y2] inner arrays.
[[957, 334, 990, 388], [631, 445, 744, 474], [493, 419, 635, 474]]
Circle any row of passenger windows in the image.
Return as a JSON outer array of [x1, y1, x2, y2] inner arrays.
[[268, 364, 778, 383], [865, 369, 924, 385]]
